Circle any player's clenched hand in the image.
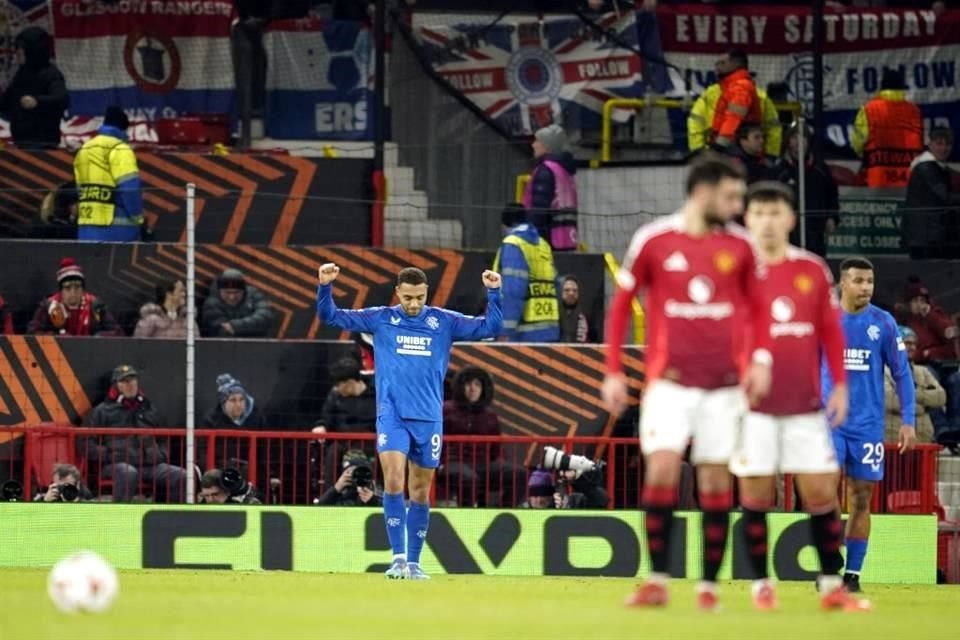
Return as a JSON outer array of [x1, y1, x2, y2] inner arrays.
[[482, 270, 502, 289], [601, 373, 629, 417], [825, 383, 849, 428], [742, 362, 772, 408], [318, 263, 340, 285], [898, 425, 917, 454]]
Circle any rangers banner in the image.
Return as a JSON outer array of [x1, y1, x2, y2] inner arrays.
[[656, 5, 960, 153], [412, 12, 646, 137], [263, 18, 373, 140], [49, 0, 235, 121]]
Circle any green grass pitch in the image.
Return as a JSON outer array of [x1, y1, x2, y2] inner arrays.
[[1, 569, 955, 639]]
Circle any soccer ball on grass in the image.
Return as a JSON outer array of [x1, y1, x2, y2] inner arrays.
[[47, 551, 119, 613]]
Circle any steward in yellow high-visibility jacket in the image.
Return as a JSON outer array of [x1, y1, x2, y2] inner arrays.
[[688, 84, 782, 157], [493, 205, 560, 342], [74, 106, 144, 242]]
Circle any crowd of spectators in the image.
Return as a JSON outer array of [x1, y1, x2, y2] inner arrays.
[[4, 258, 275, 338]]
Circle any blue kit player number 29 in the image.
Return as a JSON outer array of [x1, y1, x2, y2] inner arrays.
[[821, 257, 916, 593]]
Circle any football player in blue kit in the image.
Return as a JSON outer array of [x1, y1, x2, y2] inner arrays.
[[821, 257, 916, 593], [317, 263, 502, 579]]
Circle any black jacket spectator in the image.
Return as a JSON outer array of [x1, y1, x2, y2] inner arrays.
[[201, 268, 273, 337], [0, 27, 68, 148], [83, 384, 166, 466], [776, 137, 840, 258], [527, 151, 578, 240], [903, 143, 960, 259]]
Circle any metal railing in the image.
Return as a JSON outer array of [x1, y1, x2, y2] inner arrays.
[[4, 426, 944, 513]]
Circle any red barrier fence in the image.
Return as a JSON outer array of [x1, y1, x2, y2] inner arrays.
[[1, 426, 943, 514]]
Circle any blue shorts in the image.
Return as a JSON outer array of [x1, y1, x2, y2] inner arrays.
[[832, 430, 885, 482], [376, 415, 443, 469]]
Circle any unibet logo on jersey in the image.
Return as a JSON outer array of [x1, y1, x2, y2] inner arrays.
[[396, 335, 433, 357], [844, 348, 872, 372]]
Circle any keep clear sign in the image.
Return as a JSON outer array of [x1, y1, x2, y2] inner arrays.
[[827, 186, 906, 257]]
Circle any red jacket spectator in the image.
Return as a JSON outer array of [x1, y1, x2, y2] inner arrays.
[[442, 366, 501, 463], [0, 294, 13, 334], [27, 258, 122, 336], [896, 280, 960, 364], [712, 51, 761, 149]]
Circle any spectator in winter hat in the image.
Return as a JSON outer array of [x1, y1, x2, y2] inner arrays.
[[134, 279, 199, 339], [523, 123, 579, 250], [199, 373, 267, 470], [201, 268, 274, 337], [27, 258, 122, 336], [895, 279, 960, 364], [523, 470, 557, 509]]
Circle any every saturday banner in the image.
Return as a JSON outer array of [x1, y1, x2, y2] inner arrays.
[[656, 5, 959, 152]]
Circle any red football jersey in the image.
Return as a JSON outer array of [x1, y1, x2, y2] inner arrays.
[[606, 213, 771, 390], [754, 247, 846, 416]]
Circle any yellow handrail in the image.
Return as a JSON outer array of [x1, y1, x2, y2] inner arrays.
[[603, 252, 644, 345], [600, 97, 803, 163], [515, 174, 530, 203]]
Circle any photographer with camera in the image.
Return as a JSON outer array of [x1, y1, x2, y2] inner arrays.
[[34, 464, 92, 503], [317, 450, 381, 507], [543, 446, 609, 510], [198, 468, 261, 505]]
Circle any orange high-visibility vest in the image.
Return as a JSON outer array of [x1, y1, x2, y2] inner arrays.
[[856, 92, 923, 187]]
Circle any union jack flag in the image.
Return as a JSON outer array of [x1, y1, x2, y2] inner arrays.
[[415, 12, 649, 137]]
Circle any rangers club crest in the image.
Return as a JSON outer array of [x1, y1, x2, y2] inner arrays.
[[505, 46, 564, 107], [426, 315, 440, 331]]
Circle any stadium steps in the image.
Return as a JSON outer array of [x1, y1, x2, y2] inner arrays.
[[938, 453, 960, 522], [249, 138, 461, 248]]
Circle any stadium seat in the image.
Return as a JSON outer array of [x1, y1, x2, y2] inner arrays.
[[887, 490, 947, 520], [25, 424, 78, 496]]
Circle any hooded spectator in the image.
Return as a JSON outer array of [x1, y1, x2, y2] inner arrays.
[[27, 258, 122, 336], [313, 358, 377, 489], [134, 280, 199, 339], [0, 27, 68, 148], [523, 124, 579, 251], [885, 326, 944, 443], [201, 268, 273, 337], [441, 367, 526, 507]]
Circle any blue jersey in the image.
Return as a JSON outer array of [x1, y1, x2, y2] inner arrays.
[[821, 303, 915, 438], [317, 285, 503, 422]]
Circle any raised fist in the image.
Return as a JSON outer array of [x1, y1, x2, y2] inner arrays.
[[318, 263, 340, 286], [482, 270, 501, 289]]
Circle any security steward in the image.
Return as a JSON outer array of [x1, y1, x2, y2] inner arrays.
[[74, 106, 145, 241], [493, 203, 560, 342], [851, 68, 923, 188], [710, 49, 762, 151]]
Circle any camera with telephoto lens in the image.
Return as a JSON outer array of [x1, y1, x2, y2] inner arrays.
[[543, 446, 606, 489], [53, 483, 80, 502], [349, 461, 375, 490], [220, 467, 256, 503], [1, 480, 23, 502]]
